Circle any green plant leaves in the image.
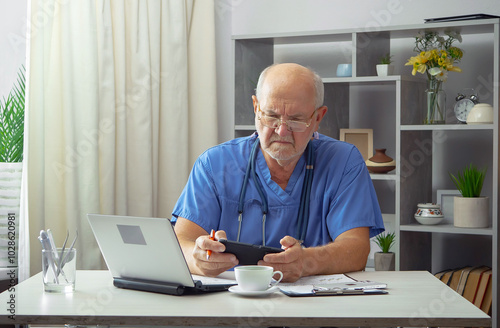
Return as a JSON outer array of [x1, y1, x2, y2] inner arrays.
[[449, 164, 487, 197], [374, 232, 396, 253], [0, 66, 25, 162]]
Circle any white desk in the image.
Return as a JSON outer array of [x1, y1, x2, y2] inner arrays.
[[0, 270, 491, 327]]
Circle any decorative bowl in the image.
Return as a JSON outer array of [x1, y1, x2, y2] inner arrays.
[[365, 148, 395, 174], [467, 103, 493, 124], [365, 161, 396, 173], [414, 203, 444, 225], [414, 215, 444, 225]]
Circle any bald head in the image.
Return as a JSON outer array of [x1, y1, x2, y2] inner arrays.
[[255, 63, 324, 109]]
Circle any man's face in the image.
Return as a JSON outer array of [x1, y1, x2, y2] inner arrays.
[[253, 65, 327, 166], [254, 96, 318, 164]]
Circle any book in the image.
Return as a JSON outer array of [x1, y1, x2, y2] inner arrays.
[[449, 267, 468, 291], [462, 266, 490, 302], [434, 269, 450, 280], [456, 266, 475, 295], [474, 269, 492, 308], [474, 270, 492, 313], [440, 270, 454, 285]]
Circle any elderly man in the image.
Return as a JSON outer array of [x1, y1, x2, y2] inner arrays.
[[172, 63, 384, 282]]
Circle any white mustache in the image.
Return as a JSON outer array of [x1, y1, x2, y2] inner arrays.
[[269, 136, 294, 144]]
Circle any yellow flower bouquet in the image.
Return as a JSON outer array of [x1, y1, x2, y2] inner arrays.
[[406, 31, 464, 124]]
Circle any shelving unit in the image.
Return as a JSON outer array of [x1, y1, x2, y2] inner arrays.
[[233, 18, 499, 326]]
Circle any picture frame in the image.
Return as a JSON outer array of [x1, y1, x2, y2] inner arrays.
[[339, 128, 373, 161], [436, 189, 461, 224]]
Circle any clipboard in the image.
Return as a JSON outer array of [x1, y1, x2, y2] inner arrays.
[[279, 280, 388, 297]]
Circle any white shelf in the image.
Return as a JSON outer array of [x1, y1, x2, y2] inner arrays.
[[370, 173, 397, 181], [400, 223, 493, 236], [235, 125, 255, 131], [232, 19, 499, 42], [322, 76, 404, 83], [400, 124, 495, 131]]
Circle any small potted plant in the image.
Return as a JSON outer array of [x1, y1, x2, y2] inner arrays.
[[373, 232, 396, 271], [449, 164, 488, 228], [376, 53, 394, 76]]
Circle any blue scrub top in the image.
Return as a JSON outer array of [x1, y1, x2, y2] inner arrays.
[[172, 133, 384, 249]]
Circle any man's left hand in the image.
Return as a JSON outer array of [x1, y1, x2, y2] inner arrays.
[[258, 236, 304, 282]]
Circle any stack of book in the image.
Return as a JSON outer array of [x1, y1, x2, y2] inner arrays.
[[435, 266, 492, 315]]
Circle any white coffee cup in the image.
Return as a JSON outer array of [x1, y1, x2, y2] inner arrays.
[[234, 265, 283, 291]]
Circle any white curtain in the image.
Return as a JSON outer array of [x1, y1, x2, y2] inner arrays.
[[24, 0, 218, 276]]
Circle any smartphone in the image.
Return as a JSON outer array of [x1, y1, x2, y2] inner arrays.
[[219, 239, 283, 265]]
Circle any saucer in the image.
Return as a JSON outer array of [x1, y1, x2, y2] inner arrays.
[[228, 285, 279, 297]]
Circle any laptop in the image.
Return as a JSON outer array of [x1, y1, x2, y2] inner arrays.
[[87, 214, 236, 295]]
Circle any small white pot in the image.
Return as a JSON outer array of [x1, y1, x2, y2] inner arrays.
[[374, 252, 395, 271], [376, 64, 394, 76], [453, 196, 489, 228]]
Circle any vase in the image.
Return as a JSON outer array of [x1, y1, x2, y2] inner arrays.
[[365, 148, 395, 173], [453, 196, 489, 228], [374, 252, 395, 271], [424, 79, 446, 124]]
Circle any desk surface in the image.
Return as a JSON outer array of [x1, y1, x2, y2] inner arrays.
[[0, 270, 491, 327]]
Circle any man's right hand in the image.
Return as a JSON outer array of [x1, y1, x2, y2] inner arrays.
[[174, 218, 239, 277]]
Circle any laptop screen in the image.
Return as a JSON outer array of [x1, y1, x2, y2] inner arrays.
[[87, 214, 196, 288]]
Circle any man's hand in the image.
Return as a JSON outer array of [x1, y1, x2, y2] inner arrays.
[[192, 230, 239, 276], [174, 218, 238, 277], [259, 227, 370, 282], [258, 236, 304, 282]]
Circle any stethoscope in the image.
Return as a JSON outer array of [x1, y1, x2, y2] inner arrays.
[[236, 136, 315, 246]]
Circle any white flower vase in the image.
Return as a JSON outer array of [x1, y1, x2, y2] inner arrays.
[[453, 196, 489, 228], [0, 162, 23, 267]]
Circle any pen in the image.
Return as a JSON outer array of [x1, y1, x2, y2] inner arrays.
[[38, 230, 59, 284], [206, 229, 215, 260]]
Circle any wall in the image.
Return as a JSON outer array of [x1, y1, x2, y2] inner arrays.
[[231, 0, 500, 35], [0, 0, 27, 98]]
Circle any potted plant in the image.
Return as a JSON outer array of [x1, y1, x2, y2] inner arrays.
[[376, 53, 394, 76], [373, 232, 395, 271], [449, 164, 488, 228], [1, 67, 25, 162], [0, 66, 25, 267]]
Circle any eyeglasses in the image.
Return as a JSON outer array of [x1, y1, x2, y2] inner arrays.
[[257, 105, 317, 133]]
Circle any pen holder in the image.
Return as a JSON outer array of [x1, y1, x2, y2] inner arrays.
[[42, 248, 76, 293]]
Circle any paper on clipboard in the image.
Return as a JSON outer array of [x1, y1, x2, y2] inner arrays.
[[314, 280, 387, 290], [278, 274, 354, 296], [278, 274, 387, 296]]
